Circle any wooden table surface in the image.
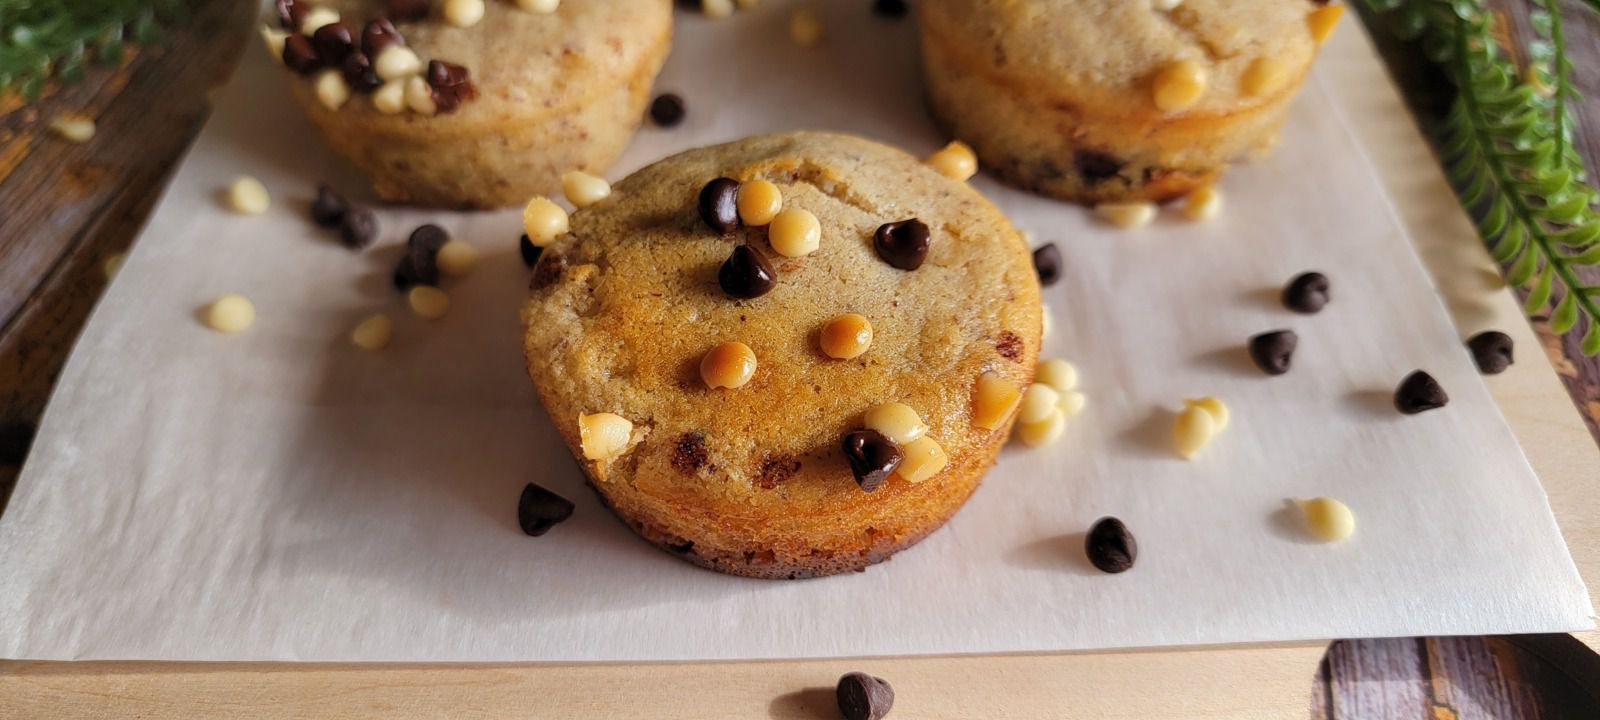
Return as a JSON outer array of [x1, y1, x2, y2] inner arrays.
[[3, 2, 1600, 717]]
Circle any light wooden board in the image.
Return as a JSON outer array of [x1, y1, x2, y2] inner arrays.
[[3, 15, 1598, 720]]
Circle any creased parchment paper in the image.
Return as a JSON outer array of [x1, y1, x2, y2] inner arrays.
[[0, 3, 1590, 661]]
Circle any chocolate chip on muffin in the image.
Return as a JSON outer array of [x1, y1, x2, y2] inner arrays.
[[698, 177, 742, 233], [719, 244, 777, 299], [873, 218, 930, 270]]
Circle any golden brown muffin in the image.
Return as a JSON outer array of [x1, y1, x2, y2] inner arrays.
[[270, 0, 671, 208], [521, 132, 1041, 578], [919, 0, 1341, 203]]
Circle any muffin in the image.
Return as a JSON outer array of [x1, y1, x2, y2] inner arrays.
[[265, 0, 671, 208], [919, 0, 1344, 203], [521, 132, 1042, 578]]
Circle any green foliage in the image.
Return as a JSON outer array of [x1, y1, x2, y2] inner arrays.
[[1365, 0, 1600, 354], [0, 0, 191, 101]]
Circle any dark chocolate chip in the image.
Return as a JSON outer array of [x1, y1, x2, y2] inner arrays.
[[282, 34, 322, 75], [873, 218, 930, 271], [718, 244, 777, 299], [1283, 272, 1330, 314], [310, 184, 347, 227], [1247, 330, 1298, 375], [341, 52, 382, 94], [384, 0, 432, 22], [649, 93, 686, 127], [996, 330, 1023, 360], [312, 22, 354, 65], [530, 251, 567, 289], [362, 18, 405, 56], [1466, 331, 1514, 375], [425, 60, 477, 113], [339, 207, 378, 250], [519, 234, 543, 267], [671, 432, 710, 474], [1032, 242, 1061, 287], [698, 177, 741, 234], [517, 483, 574, 537], [840, 429, 902, 492], [408, 223, 449, 253], [871, 0, 908, 18], [1074, 148, 1124, 184], [1394, 370, 1448, 414], [837, 673, 894, 720], [1086, 516, 1137, 574]]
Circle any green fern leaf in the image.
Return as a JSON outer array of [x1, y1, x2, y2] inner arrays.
[[1553, 291, 1580, 333], [1493, 222, 1529, 263], [1526, 264, 1556, 312], [1509, 243, 1541, 286], [1585, 319, 1600, 356]]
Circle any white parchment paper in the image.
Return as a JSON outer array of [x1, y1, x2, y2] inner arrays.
[[0, 4, 1591, 662]]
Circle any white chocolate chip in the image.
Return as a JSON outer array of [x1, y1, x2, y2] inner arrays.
[[227, 176, 270, 215], [561, 170, 612, 208], [313, 69, 350, 111], [1016, 409, 1066, 447], [259, 25, 289, 62], [1184, 396, 1229, 432], [408, 286, 451, 320], [1172, 404, 1215, 459], [1095, 202, 1156, 229], [517, 0, 560, 12], [299, 6, 340, 35], [351, 314, 393, 351], [926, 140, 977, 181], [1035, 358, 1079, 392], [896, 436, 948, 483], [702, 0, 734, 17], [1041, 304, 1054, 339], [1058, 390, 1087, 417], [205, 294, 256, 333], [405, 76, 438, 116], [436, 239, 480, 277], [864, 402, 927, 444], [443, 0, 485, 27], [374, 46, 422, 81], [47, 114, 95, 143], [372, 81, 406, 114], [1018, 383, 1060, 424], [768, 208, 821, 257], [522, 196, 570, 246], [579, 412, 633, 460], [790, 8, 824, 47], [1182, 184, 1222, 222], [971, 371, 1022, 430], [1295, 497, 1355, 542]]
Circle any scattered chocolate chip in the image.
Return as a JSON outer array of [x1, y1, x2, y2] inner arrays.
[[362, 18, 405, 56], [530, 251, 567, 289], [754, 453, 801, 490], [517, 482, 575, 537], [718, 244, 777, 299], [1032, 242, 1061, 287], [871, 0, 908, 18], [275, 0, 307, 29], [1394, 370, 1448, 414], [836, 673, 894, 720], [342, 51, 382, 94], [339, 207, 378, 250], [671, 432, 710, 474], [384, 0, 432, 22], [282, 34, 322, 75], [1247, 330, 1298, 375], [698, 177, 741, 234], [1283, 272, 1330, 314], [996, 330, 1023, 360], [1466, 331, 1514, 375], [650, 93, 686, 127], [841, 429, 902, 492], [426, 60, 478, 113], [394, 224, 447, 289], [310, 184, 347, 227], [1086, 516, 1136, 574], [312, 22, 354, 65], [1074, 148, 1124, 184], [873, 219, 930, 271], [519, 234, 543, 267]]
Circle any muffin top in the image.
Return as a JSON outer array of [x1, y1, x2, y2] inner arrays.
[[288, 0, 671, 130], [521, 132, 1040, 516], [921, 0, 1323, 116]]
